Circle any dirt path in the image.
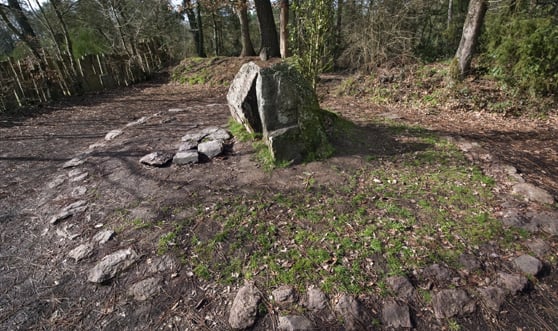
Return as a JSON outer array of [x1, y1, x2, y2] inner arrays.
[[1, 72, 557, 330]]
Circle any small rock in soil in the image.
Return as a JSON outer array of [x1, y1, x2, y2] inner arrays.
[[140, 152, 173, 167], [68, 243, 95, 262], [92, 229, 115, 245], [47, 175, 65, 189], [104, 129, 123, 141], [382, 300, 412, 328], [228, 281, 260, 329], [501, 209, 537, 232], [496, 272, 528, 294], [277, 315, 314, 331], [50, 210, 73, 225], [207, 128, 231, 141], [70, 186, 87, 197], [273, 285, 296, 305], [477, 286, 506, 312], [458, 254, 482, 274], [147, 255, 179, 274], [62, 157, 86, 169], [386, 276, 415, 299], [431, 289, 475, 319], [531, 211, 558, 235], [127, 277, 161, 301], [198, 140, 223, 158], [168, 108, 185, 113], [304, 286, 328, 311], [422, 264, 453, 283], [178, 140, 198, 151], [334, 294, 364, 331], [181, 132, 206, 143], [50, 200, 88, 224], [70, 172, 89, 182], [513, 254, 543, 276], [173, 151, 199, 165], [87, 248, 139, 284], [125, 116, 147, 127], [525, 238, 550, 258], [511, 183, 555, 205]]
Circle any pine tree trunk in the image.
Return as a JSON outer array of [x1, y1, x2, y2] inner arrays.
[[279, 0, 289, 58], [454, 0, 488, 78], [236, 0, 256, 57], [254, 0, 280, 58]]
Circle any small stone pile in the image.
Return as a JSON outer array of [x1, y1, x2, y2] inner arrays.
[[139, 126, 231, 167]]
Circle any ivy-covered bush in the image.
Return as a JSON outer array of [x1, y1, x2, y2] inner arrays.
[[484, 15, 558, 97]]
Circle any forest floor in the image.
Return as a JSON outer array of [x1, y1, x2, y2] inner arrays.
[[1, 57, 557, 330]]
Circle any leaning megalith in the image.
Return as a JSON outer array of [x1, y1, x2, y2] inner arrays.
[[227, 62, 333, 164]]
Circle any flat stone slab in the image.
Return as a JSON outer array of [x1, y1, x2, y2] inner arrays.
[[140, 152, 173, 167], [512, 183, 555, 204], [198, 140, 223, 158], [277, 315, 314, 331], [68, 243, 95, 262], [382, 300, 412, 328], [92, 229, 115, 245], [228, 282, 260, 329], [128, 277, 161, 301], [513, 254, 543, 276], [62, 157, 86, 169], [105, 129, 123, 141], [173, 151, 199, 165], [50, 200, 88, 224], [432, 289, 475, 319], [87, 248, 139, 283]]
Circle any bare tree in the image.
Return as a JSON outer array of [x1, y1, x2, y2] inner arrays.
[[454, 0, 488, 78], [0, 0, 42, 59]]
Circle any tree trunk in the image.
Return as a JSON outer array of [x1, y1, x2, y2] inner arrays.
[[236, 0, 256, 57], [51, 0, 76, 73], [254, 0, 280, 58], [335, 0, 343, 62], [454, 0, 488, 78], [447, 0, 453, 29], [279, 0, 289, 58], [183, 0, 206, 57], [1, 0, 42, 59]]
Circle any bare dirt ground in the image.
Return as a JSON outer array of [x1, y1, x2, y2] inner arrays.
[[1, 66, 557, 330]]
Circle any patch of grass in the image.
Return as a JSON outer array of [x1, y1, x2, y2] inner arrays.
[[157, 231, 177, 255], [165, 120, 527, 297]]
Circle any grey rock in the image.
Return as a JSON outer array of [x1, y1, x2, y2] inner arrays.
[[277, 315, 314, 331], [50, 210, 73, 225], [47, 175, 65, 189], [513, 254, 543, 276], [531, 211, 558, 235], [227, 62, 263, 133], [168, 108, 185, 113], [125, 116, 147, 127], [386, 276, 415, 299], [70, 186, 87, 197], [422, 264, 452, 283], [478, 286, 506, 312], [228, 281, 260, 329], [501, 209, 538, 232], [305, 286, 328, 311], [198, 140, 223, 158], [496, 272, 528, 294], [178, 140, 198, 151], [68, 243, 95, 262], [525, 238, 550, 258], [50, 200, 88, 224], [147, 255, 179, 274], [105, 129, 123, 141], [431, 289, 475, 319], [128, 277, 161, 301], [92, 229, 115, 245], [87, 248, 139, 283], [267, 126, 304, 164], [69, 171, 89, 182], [62, 157, 86, 169], [181, 132, 206, 143], [459, 254, 482, 273], [207, 128, 231, 141], [382, 300, 412, 328], [273, 285, 296, 305], [334, 294, 363, 331], [512, 183, 555, 204], [173, 151, 199, 165], [139, 152, 173, 167]]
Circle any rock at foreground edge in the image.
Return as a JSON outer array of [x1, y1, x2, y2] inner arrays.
[[227, 62, 262, 133]]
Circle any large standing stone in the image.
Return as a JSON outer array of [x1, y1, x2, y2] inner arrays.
[[227, 62, 333, 164], [87, 248, 139, 283], [228, 281, 260, 329], [227, 62, 262, 133]]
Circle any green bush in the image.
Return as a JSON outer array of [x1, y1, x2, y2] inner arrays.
[[484, 15, 558, 97]]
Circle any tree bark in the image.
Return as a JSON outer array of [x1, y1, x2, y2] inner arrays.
[[254, 0, 280, 58], [454, 0, 488, 78], [236, 0, 256, 57], [279, 0, 289, 58], [447, 0, 453, 29]]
